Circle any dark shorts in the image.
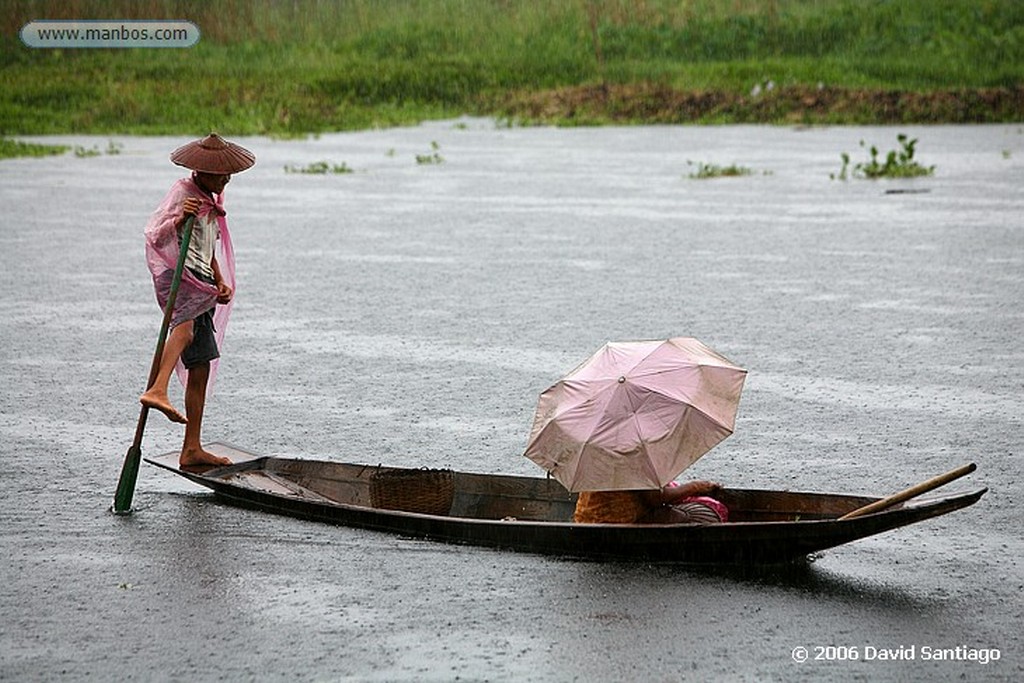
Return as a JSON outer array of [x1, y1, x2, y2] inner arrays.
[[181, 308, 219, 369], [159, 267, 220, 369]]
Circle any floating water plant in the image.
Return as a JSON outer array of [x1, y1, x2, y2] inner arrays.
[[284, 160, 353, 174], [415, 153, 444, 165], [686, 161, 755, 179], [73, 140, 122, 158], [416, 141, 444, 165], [0, 138, 69, 159], [832, 134, 935, 180]]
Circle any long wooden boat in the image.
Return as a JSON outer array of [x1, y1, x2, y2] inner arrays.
[[145, 443, 986, 565]]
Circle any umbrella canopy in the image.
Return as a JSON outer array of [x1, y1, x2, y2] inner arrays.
[[524, 338, 747, 492]]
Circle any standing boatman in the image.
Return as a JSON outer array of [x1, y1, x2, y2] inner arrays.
[[139, 133, 255, 467]]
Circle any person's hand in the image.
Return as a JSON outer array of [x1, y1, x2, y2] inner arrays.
[[182, 197, 202, 217], [693, 480, 722, 496], [216, 281, 233, 304], [666, 479, 722, 501]]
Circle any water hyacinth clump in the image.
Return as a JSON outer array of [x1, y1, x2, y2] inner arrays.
[[0, 138, 69, 159], [832, 134, 935, 180], [284, 160, 354, 174], [686, 161, 756, 179], [74, 140, 122, 158], [416, 141, 445, 165]]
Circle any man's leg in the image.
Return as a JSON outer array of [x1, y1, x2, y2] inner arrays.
[[139, 321, 193, 423], [179, 361, 231, 467]]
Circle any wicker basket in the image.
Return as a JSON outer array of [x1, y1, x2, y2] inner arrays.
[[369, 467, 455, 516]]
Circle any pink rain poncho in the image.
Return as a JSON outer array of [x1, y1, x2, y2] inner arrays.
[[144, 176, 235, 393]]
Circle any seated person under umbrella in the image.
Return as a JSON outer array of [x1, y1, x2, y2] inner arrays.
[[573, 480, 728, 524]]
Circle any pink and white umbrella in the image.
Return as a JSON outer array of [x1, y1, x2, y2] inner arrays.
[[524, 338, 747, 492]]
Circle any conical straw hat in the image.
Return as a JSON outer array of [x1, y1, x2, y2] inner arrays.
[[170, 133, 256, 174]]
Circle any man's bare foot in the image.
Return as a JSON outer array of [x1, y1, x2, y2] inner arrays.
[[179, 448, 232, 468], [140, 391, 188, 424]]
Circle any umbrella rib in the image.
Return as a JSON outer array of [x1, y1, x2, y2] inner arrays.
[[628, 367, 742, 432]]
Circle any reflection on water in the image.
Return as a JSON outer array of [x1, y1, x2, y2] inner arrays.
[[559, 553, 938, 614]]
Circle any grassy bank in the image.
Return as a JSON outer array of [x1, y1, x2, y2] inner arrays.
[[2, 0, 1023, 135]]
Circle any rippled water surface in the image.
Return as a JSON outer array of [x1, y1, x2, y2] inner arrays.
[[1, 123, 1021, 681]]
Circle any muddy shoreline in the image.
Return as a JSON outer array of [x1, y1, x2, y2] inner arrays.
[[491, 84, 1024, 126]]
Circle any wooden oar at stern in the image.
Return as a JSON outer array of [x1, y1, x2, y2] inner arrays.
[[839, 463, 977, 521], [112, 215, 196, 515]]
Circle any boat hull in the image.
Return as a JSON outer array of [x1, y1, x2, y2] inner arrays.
[[145, 443, 986, 565]]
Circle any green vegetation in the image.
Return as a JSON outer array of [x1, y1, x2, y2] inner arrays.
[[0, 137, 69, 159], [283, 160, 354, 174], [1, 136, 124, 159], [415, 141, 445, 165], [73, 139, 122, 157], [2, 0, 1022, 135], [686, 161, 755, 179], [832, 134, 935, 180]]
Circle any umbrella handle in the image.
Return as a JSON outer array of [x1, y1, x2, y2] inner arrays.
[[838, 463, 976, 520]]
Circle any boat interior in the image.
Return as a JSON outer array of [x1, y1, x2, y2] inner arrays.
[[211, 456, 880, 523]]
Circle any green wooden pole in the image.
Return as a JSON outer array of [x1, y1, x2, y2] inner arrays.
[[113, 216, 196, 515]]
